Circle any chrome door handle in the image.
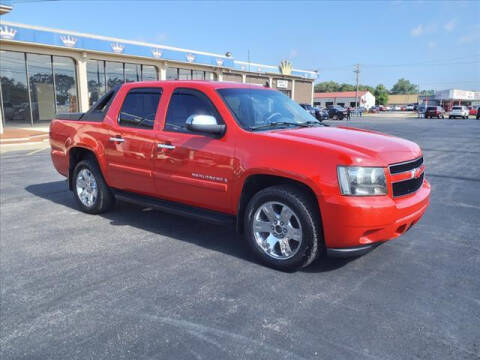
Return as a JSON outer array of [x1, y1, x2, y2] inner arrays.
[[157, 143, 175, 150], [109, 137, 124, 143]]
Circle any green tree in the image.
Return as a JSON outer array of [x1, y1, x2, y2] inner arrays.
[[419, 89, 435, 96], [314, 81, 340, 92], [338, 83, 355, 92], [374, 84, 389, 105], [390, 78, 419, 94]]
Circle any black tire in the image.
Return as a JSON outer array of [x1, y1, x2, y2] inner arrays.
[[244, 185, 322, 271], [449, 116, 452, 119], [338, 114, 344, 120], [72, 159, 115, 214]]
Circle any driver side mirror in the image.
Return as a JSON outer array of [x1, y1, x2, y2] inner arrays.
[[186, 115, 225, 136]]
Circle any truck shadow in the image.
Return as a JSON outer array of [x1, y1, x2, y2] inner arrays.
[[26, 180, 354, 273]]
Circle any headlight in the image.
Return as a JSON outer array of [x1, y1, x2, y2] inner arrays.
[[337, 166, 387, 196]]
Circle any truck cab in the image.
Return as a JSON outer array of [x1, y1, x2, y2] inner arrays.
[[50, 81, 430, 270]]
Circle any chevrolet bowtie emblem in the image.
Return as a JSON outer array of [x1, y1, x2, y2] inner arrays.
[[411, 167, 422, 179]]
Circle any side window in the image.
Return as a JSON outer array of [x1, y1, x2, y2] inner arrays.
[[165, 88, 222, 133], [118, 88, 162, 129]]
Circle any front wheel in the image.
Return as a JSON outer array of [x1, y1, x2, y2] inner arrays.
[[72, 159, 115, 214], [244, 185, 322, 271]]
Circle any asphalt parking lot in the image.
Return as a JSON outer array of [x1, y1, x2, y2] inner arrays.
[[1, 116, 479, 360]]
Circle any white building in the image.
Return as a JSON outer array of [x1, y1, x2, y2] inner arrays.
[[313, 91, 375, 109]]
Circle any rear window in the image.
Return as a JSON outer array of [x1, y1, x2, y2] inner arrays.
[[452, 106, 461, 110], [427, 107, 436, 111]]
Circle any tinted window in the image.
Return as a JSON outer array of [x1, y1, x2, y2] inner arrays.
[[165, 88, 221, 133], [118, 88, 162, 129], [142, 65, 157, 81], [427, 107, 436, 110], [53, 56, 78, 113], [27, 53, 55, 122], [87, 60, 106, 105], [0, 50, 32, 125], [452, 106, 461, 110]]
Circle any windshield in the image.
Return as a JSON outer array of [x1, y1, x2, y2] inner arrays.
[[217, 88, 318, 130]]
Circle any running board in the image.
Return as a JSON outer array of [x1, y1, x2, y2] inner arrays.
[[113, 190, 235, 226]]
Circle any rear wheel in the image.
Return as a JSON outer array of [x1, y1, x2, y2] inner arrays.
[[244, 185, 322, 271], [73, 159, 115, 214]]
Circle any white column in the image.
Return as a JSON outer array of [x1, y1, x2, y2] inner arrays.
[[242, 74, 246, 83], [0, 107, 4, 134], [217, 72, 223, 81], [291, 79, 295, 100], [268, 77, 273, 88], [77, 55, 89, 112], [159, 62, 167, 80]]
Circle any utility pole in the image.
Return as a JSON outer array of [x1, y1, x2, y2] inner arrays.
[[354, 64, 360, 116]]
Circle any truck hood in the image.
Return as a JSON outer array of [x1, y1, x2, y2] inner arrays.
[[264, 126, 421, 165]]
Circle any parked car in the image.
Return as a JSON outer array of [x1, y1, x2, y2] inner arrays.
[[416, 104, 428, 115], [326, 105, 347, 120], [449, 106, 469, 119], [299, 103, 326, 122], [477, 107, 480, 119], [49, 81, 430, 271], [315, 107, 329, 121], [393, 105, 401, 111], [406, 105, 414, 111], [468, 106, 478, 116], [425, 106, 445, 119]]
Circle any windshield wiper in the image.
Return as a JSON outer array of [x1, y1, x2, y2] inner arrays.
[[249, 121, 310, 131], [300, 120, 327, 127]]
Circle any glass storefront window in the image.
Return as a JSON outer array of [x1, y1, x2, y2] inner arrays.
[[166, 67, 178, 80], [87, 60, 106, 106], [106, 61, 124, 91], [125, 63, 141, 83], [178, 68, 192, 80], [142, 65, 157, 81], [53, 56, 78, 113], [0, 51, 32, 125], [192, 70, 204, 80], [205, 72, 216, 81], [27, 53, 55, 122]]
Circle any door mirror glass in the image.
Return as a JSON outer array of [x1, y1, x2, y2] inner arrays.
[[186, 114, 225, 135]]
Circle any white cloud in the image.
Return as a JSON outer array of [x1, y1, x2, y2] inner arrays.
[[411, 24, 424, 37], [428, 41, 437, 49], [444, 18, 456, 32]]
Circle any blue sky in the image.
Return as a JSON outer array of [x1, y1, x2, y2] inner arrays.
[[2, 0, 479, 91]]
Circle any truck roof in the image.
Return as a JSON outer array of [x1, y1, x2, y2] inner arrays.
[[127, 80, 272, 90]]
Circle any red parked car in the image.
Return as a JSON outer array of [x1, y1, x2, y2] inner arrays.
[[50, 81, 430, 270], [425, 106, 445, 119]]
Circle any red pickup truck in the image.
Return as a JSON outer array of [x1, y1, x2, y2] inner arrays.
[[50, 81, 430, 270]]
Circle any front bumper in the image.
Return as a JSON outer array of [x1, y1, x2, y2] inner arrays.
[[321, 179, 431, 254]]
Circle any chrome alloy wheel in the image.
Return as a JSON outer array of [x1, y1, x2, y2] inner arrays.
[[76, 168, 98, 207], [252, 201, 303, 260]]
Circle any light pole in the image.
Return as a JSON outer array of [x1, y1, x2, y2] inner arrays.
[[354, 64, 360, 116]]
